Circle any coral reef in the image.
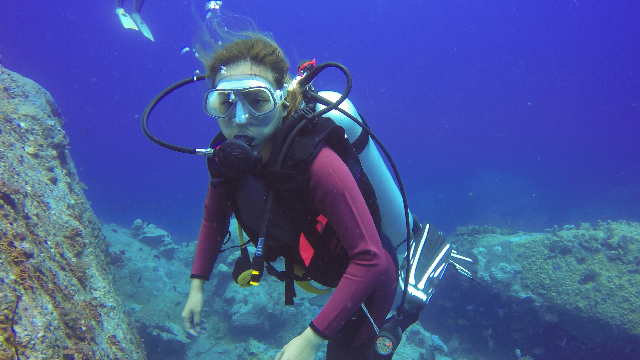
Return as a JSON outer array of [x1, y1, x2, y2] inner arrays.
[[0, 65, 145, 359], [131, 219, 181, 259], [104, 220, 489, 360], [422, 221, 640, 360], [472, 221, 640, 341], [517, 221, 640, 340], [104, 219, 316, 358]]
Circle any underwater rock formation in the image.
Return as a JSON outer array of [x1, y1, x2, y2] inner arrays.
[[423, 221, 640, 360], [102, 222, 193, 360], [467, 221, 640, 343], [103, 220, 318, 359], [0, 66, 145, 359], [131, 219, 181, 259], [103, 219, 487, 360]]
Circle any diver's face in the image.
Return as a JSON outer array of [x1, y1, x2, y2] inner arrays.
[[212, 62, 286, 151]]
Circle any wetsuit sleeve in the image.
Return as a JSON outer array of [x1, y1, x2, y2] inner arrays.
[[190, 183, 233, 280], [307, 146, 389, 339]]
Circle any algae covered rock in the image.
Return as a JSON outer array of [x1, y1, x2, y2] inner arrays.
[[102, 220, 321, 359], [467, 221, 640, 344], [131, 219, 180, 259], [0, 65, 145, 359], [102, 222, 194, 359], [517, 221, 640, 341], [420, 223, 640, 359]]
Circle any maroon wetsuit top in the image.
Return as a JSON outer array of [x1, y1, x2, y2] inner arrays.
[[191, 146, 397, 341]]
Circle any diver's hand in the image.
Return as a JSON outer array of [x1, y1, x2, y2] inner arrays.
[[275, 327, 324, 360], [182, 278, 205, 336]]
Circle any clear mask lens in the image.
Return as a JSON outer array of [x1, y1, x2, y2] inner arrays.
[[204, 87, 276, 118]]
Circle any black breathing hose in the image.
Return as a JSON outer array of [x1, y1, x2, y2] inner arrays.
[[141, 75, 208, 154]]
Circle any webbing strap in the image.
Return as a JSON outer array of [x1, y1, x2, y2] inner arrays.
[[351, 128, 369, 155], [361, 304, 380, 334]]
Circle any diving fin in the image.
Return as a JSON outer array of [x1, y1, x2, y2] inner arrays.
[[130, 12, 154, 41], [116, 8, 138, 30], [373, 224, 476, 359], [450, 249, 477, 279], [399, 224, 476, 313]]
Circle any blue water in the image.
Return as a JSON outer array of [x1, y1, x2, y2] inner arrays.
[[2, 0, 638, 244]]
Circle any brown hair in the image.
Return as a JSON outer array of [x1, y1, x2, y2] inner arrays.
[[203, 38, 302, 118]]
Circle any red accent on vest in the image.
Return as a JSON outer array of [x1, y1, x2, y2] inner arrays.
[[299, 215, 328, 266]]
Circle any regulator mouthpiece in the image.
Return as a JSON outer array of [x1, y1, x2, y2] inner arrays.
[[214, 135, 261, 177]]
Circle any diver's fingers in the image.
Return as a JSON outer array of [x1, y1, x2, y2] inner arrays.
[[182, 309, 194, 333], [193, 309, 202, 330]]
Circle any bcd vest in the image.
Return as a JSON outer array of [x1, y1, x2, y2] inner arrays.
[[207, 116, 383, 289]]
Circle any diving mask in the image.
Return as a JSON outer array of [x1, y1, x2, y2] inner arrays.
[[203, 75, 287, 119]]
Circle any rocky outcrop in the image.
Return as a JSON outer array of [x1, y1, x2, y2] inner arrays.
[[103, 218, 490, 360], [467, 221, 640, 342], [102, 220, 315, 360], [0, 66, 145, 359], [102, 216, 640, 360], [423, 221, 640, 360]]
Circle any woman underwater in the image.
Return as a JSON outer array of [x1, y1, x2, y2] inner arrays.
[[157, 25, 482, 357], [179, 36, 406, 360]]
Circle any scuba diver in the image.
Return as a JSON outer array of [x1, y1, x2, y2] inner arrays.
[[185, 39, 397, 359], [115, 0, 154, 41], [142, 33, 474, 360]]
